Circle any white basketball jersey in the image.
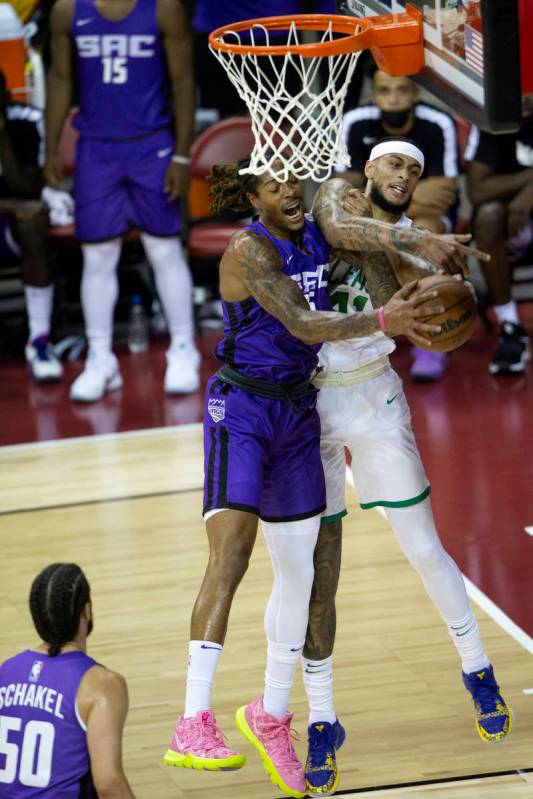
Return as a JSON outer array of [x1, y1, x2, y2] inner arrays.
[[319, 214, 412, 372]]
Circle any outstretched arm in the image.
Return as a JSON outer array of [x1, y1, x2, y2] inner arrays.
[[220, 231, 444, 347], [313, 178, 489, 275]]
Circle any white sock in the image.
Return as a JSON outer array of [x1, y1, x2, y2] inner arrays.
[[24, 285, 53, 341], [81, 240, 122, 360], [302, 655, 336, 725], [447, 613, 490, 674], [494, 301, 519, 325], [140, 233, 194, 348], [184, 640, 222, 718], [264, 640, 301, 719]]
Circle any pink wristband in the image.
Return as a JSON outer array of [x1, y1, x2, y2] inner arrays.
[[377, 306, 387, 333]]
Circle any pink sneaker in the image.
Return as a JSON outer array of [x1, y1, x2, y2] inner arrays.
[[163, 710, 246, 771], [235, 697, 306, 798]]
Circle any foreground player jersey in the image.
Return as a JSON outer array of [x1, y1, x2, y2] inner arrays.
[[214, 216, 331, 382], [72, 0, 171, 139], [319, 215, 412, 372], [0, 649, 97, 798]]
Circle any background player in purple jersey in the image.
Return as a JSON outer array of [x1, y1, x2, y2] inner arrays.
[[163, 155, 479, 797], [44, 0, 198, 401], [0, 563, 135, 799]]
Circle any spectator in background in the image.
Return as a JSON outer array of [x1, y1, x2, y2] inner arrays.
[[338, 68, 460, 382], [0, 563, 136, 799], [45, 0, 198, 403], [464, 96, 533, 376], [0, 69, 63, 382]]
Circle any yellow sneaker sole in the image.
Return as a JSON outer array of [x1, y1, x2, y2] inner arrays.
[[476, 708, 514, 744], [163, 748, 246, 770], [306, 771, 340, 798], [235, 705, 305, 799]]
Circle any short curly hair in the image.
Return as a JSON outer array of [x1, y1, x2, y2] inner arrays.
[[208, 155, 265, 214]]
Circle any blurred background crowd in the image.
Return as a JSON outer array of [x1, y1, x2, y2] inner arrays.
[[0, 0, 531, 413]]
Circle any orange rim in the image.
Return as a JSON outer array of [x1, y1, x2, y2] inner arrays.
[[208, 10, 423, 60], [209, 7, 424, 76], [209, 14, 367, 58]]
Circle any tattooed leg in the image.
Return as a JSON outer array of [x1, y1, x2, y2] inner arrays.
[[304, 518, 343, 660]]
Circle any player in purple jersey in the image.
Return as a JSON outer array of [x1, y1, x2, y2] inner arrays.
[[44, 0, 198, 401], [163, 154, 479, 797], [0, 563, 135, 799]]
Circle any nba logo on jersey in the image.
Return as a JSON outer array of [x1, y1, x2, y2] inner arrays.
[[208, 398, 225, 424], [28, 659, 44, 683]]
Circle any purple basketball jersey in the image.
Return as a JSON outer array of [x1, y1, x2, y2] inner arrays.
[[214, 217, 331, 383], [0, 649, 98, 798], [72, 0, 171, 139]]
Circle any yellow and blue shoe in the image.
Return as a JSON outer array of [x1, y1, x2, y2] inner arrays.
[[305, 719, 346, 797], [163, 710, 246, 770], [462, 665, 513, 743]]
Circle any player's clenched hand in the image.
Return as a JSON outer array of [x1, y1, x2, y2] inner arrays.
[[382, 280, 444, 347], [417, 232, 489, 278], [44, 155, 63, 189], [341, 188, 372, 218], [164, 162, 189, 202]]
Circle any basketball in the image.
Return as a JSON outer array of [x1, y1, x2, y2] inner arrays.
[[408, 275, 477, 352]]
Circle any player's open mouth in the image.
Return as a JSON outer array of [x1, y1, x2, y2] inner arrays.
[[388, 184, 407, 198], [284, 200, 303, 221]]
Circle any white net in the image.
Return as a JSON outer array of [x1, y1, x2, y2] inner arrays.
[[209, 20, 363, 182]]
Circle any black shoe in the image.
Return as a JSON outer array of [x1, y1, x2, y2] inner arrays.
[[489, 322, 530, 375]]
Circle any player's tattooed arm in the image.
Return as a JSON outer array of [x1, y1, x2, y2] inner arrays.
[[222, 231, 445, 347], [304, 519, 342, 661], [360, 251, 402, 307], [313, 178, 489, 276], [225, 231, 381, 344]]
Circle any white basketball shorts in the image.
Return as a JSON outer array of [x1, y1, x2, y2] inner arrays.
[[318, 365, 430, 520]]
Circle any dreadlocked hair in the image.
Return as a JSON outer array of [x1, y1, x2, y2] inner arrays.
[[29, 563, 91, 657], [208, 155, 262, 214]]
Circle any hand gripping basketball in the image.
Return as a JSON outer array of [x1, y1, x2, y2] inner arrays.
[[382, 280, 445, 348]]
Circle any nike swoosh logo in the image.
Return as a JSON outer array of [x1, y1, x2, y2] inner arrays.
[[157, 148, 172, 158], [76, 18, 93, 26], [200, 644, 222, 650], [290, 645, 304, 652], [386, 393, 399, 405]]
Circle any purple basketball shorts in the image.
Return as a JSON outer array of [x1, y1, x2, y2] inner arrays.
[[203, 375, 326, 522], [74, 128, 181, 242]]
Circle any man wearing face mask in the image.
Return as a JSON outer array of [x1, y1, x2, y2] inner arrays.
[[338, 68, 461, 382], [463, 97, 533, 376]]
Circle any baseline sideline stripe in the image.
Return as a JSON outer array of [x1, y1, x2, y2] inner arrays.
[[0, 422, 203, 454], [345, 467, 533, 656]]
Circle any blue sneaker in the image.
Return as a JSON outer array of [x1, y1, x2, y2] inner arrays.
[[462, 665, 512, 743], [305, 719, 345, 797]]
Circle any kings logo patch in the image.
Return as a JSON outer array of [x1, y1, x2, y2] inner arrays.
[[208, 397, 225, 423]]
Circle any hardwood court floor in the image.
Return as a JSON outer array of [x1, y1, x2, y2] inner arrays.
[[1, 427, 532, 799]]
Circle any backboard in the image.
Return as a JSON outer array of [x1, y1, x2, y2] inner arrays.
[[337, 1, 524, 133]]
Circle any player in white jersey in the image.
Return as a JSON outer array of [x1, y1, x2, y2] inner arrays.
[[301, 138, 512, 798]]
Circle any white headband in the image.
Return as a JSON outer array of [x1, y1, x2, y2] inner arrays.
[[368, 141, 425, 171]]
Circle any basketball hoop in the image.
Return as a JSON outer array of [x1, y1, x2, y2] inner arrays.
[[209, 8, 424, 182]]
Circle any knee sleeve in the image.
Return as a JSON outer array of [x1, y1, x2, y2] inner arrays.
[[81, 240, 122, 351], [385, 499, 470, 623], [261, 515, 321, 644], [140, 233, 193, 343]]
